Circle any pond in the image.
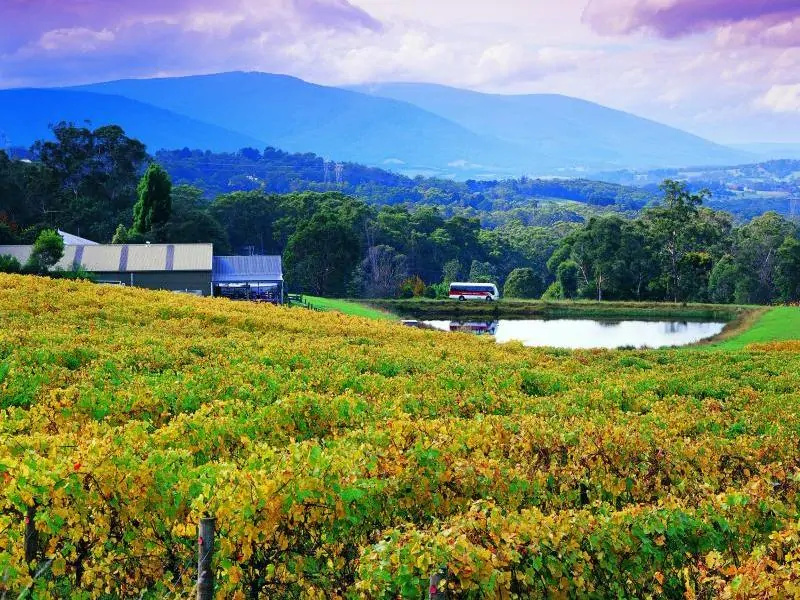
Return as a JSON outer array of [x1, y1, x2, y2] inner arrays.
[[418, 318, 726, 349]]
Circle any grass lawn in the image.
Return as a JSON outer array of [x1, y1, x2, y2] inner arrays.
[[712, 306, 800, 349], [300, 296, 396, 320]]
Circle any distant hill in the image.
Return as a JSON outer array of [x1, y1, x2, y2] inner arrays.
[[0, 72, 764, 177], [592, 159, 800, 221], [730, 143, 800, 160], [0, 89, 263, 153], [72, 72, 750, 177], [351, 82, 751, 171], [72, 73, 538, 178]]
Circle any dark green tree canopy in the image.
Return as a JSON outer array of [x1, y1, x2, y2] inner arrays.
[[468, 260, 497, 284], [26, 229, 64, 273], [556, 260, 579, 299], [31, 123, 147, 241], [503, 268, 543, 299], [133, 163, 172, 234], [285, 210, 362, 296], [776, 237, 800, 303]]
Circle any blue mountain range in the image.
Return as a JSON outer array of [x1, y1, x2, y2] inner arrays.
[[0, 71, 752, 177]]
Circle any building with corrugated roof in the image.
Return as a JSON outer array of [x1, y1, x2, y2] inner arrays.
[[212, 255, 283, 303], [0, 243, 214, 296], [0, 230, 287, 301]]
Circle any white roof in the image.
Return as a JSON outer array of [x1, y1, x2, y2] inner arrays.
[[0, 244, 213, 272], [58, 230, 98, 245]]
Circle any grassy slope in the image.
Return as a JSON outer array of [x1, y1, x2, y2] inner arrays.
[[302, 296, 396, 320], [711, 306, 800, 349]]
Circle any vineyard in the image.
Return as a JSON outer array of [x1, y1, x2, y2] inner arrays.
[[1, 274, 800, 599]]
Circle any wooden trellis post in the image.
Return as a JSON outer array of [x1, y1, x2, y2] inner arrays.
[[429, 566, 447, 599], [197, 517, 215, 600], [24, 504, 37, 566]]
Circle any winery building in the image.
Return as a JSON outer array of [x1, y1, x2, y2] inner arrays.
[[0, 242, 215, 296], [0, 230, 287, 302]]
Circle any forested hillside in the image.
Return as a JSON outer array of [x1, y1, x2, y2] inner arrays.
[[596, 159, 800, 221], [2, 124, 800, 305], [156, 147, 655, 217]]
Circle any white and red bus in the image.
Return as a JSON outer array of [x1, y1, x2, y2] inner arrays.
[[449, 282, 499, 301], [449, 321, 498, 335]]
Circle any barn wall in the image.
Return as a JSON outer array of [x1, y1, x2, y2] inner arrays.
[[93, 271, 213, 296]]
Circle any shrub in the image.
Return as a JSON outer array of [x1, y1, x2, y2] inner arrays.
[[399, 276, 426, 298], [541, 281, 564, 300], [0, 254, 21, 274]]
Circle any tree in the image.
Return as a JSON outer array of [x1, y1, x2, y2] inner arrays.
[[32, 123, 147, 241], [26, 229, 64, 273], [569, 216, 627, 301], [619, 220, 654, 299], [284, 211, 361, 296], [148, 185, 230, 252], [468, 260, 497, 283], [441, 260, 461, 285], [708, 254, 738, 304], [643, 180, 710, 302], [541, 281, 565, 300], [556, 260, 579, 299], [503, 268, 543, 299], [399, 276, 426, 298], [0, 221, 19, 245], [133, 163, 172, 234], [678, 251, 714, 302], [729, 212, 795, 304], [111, 224, 130, 244], [776, 236, 800, 302], [350, 245, 408, 298]]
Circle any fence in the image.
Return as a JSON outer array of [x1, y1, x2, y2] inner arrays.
[[288, 294, 322, 312], [16, 508, 446, 599]]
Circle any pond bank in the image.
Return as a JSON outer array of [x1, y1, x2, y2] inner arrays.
[[366, 299, 751, 322]]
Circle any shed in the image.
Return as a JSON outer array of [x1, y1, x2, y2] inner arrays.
[[0, 243, 214, 296], [212, 255, 284, 303], [80, 244, 214, 295]]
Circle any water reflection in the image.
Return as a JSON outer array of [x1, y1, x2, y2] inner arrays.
[[422, 318, 725, 349]]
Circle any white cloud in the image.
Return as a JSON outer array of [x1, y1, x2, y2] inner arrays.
[[38, 28, 115, 52], [758, 84, 800, 113]]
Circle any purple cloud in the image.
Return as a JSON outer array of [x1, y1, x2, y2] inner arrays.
[[293, 0, 382, 32], [583, 0, 800, 45], [0, 0, 382, 86], [0, 0, 381, 54]]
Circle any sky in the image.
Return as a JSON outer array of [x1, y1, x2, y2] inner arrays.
[[1, 0, 799, 144]]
